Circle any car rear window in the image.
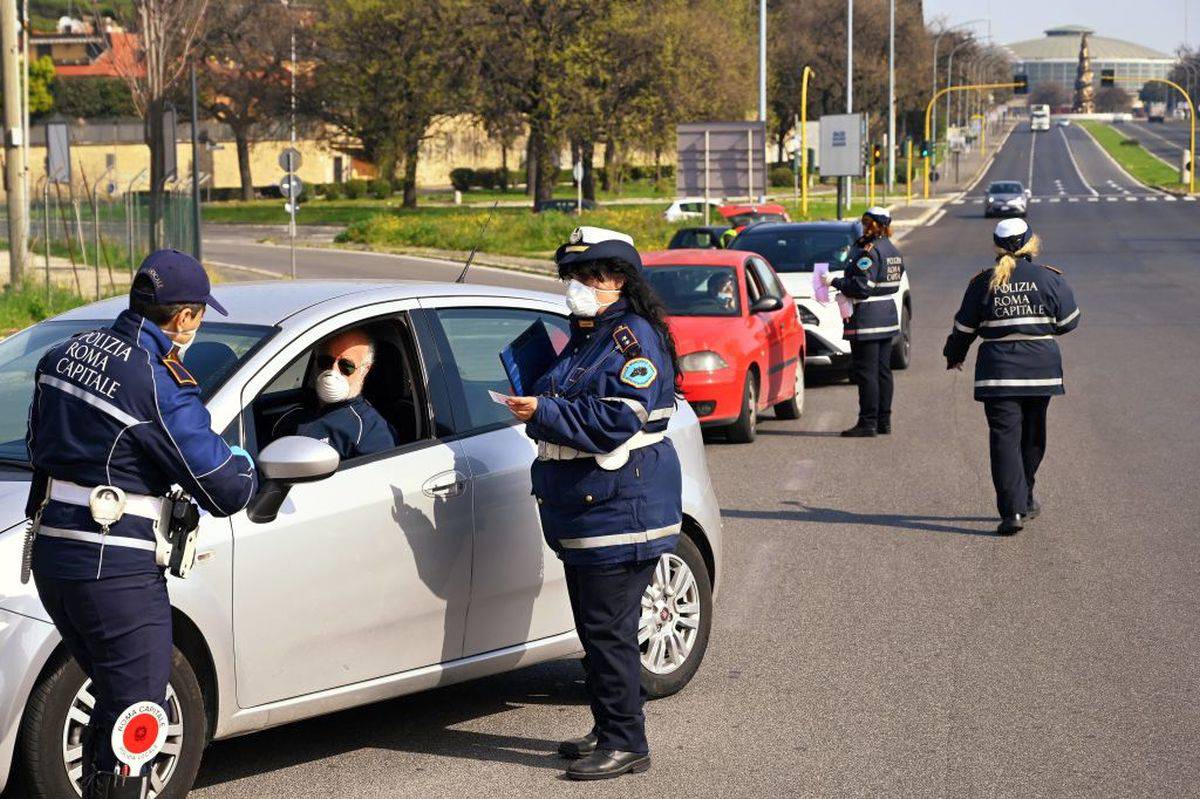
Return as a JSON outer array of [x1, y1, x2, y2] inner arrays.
[[645, 266, 740, 317], [989, 182, 1022, 193], [732, 230, 855, 273]]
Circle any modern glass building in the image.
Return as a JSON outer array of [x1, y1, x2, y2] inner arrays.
[[1004, 25, 1174, 93]]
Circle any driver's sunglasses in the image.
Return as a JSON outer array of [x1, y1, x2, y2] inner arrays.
[[317, 354, 358, 376]]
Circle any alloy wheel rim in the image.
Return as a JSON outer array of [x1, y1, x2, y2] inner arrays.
[[63, 680, 184, 797], [794, 363, 805, 413], [639, 553, 701, 675]]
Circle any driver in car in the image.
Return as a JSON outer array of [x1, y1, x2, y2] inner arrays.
[[272, 329, 395, 459], [707, 273, 736, 311]]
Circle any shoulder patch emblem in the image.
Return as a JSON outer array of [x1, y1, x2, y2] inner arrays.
[[856, 256, 873, 271], [161, 349, 197, 387], [1042, 264, 1063, 274], [613, 324, 639, 353], [619, 357, 657, 389]]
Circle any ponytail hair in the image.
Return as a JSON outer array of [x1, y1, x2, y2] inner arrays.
[[990, 233, 1040, 291]]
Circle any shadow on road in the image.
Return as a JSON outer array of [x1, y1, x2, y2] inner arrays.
[[721, 501, 997, 537], [191, 660, 588, 790]]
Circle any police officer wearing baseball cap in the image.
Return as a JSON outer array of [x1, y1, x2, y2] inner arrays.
[[25, 249, 257, 797], [504, 226, 683, 780], [823, 206, 907, 436], [943, 219, 1080, 534]]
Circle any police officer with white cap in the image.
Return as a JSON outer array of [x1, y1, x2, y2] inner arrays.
[[943, 219, 1080, 534], [825, 206, 906, 436]]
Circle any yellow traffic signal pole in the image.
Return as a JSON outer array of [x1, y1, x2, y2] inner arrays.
[[906, 139, 913, 204], [1144, 77, 1196, 195], [801, 66, 815, 216], [869, 159, 876, 206], [924, 81, 1022, 199]]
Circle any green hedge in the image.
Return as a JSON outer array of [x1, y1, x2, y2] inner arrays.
[[50, 77, 136, 119]]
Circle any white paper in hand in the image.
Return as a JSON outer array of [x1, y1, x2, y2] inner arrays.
[[813, 262, 831, 304], [487, 389, 513, 405]]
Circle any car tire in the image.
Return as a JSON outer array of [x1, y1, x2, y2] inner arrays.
[[17, 646, 207, 799], [773, 357, 805, 419], [725, 371, 758, 443], [890, 303, 912, 370], [640, 534, 713, 699]]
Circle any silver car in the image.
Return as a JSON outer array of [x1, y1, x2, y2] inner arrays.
[[0, 281, 722, 798]]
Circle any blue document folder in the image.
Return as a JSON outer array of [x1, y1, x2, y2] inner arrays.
[[499, 320, 557, 396]]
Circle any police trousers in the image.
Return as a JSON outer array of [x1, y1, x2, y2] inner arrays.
[[983, 396, 1050, 518], [849, 338, 894, 427], [34, 571, 172, 775], [564, 559, 658, 754]]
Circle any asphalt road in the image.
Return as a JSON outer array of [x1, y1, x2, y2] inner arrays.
[[8, 126, 1199, 798], [1114, 119, 1191, 169]]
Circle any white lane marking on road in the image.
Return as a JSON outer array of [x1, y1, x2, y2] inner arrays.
[[1185, 196, 1197, 201], [1106, 196, 1119, 202], [1068, 197, 1079, 202], [972, 199, 983, 204], [1146, 196, 1158, 202], [1028, 128, 1036, 192], [1077, 122, 1169, 197], [926, 208, 947, 227], [1087, 197, 1100, 202], [1058, 126, 1099, 196], [1165, 196, 1178, 201], [1049, 197, 1061, 203], [1030, 197, 1043, 203], [951, 199, 965, 205], [1125, 196, 1138, 201]]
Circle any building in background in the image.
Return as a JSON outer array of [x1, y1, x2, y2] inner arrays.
[[1004, 25, 1173, 94]]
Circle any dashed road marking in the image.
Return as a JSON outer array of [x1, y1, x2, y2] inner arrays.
[[1068, 197, 1079, 202], [951, 199, 965, 205]]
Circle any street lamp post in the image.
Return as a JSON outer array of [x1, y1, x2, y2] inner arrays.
[[845, 0, 853, 213], [946, 38, 975, 146], [931, 20, 985, 154], [801, 65, 815, 216], [887, 0, 895, 192]]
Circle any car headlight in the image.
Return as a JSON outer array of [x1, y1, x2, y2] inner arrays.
[[680, 351, 729, 372], [986, 196, 994, 204], [797, 305, 820, 325]]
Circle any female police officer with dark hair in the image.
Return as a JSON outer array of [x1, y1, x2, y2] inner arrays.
[[505, 226, 682, 781], [944, 219, 1080, 535], [825, 206, 906, 437]]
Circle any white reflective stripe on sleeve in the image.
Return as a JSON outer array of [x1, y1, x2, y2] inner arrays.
[[979, 316, 1055, 328], [1056, 307, 1080, 327], [558, 524, 682, 550], [600, 396, 648, 423], [39, 375, 142, 427], [37, 525, 157, 552], [953, 320, 976, 334], [973, 377, 1064, 387], [981, 333, 1053, 342], [865, 280, 877, 288], [843, 324, 901, 335], [647, 406, 675, 422]]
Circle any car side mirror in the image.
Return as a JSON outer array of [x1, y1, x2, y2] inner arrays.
[[750, 296, 783, 313], [1024, 189, 1031, 198], [247, 436, 340, 524]]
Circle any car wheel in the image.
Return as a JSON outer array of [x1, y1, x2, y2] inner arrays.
[[725, 371, 757, 443], [890, 304, 912, 370], [640, 534, 713, 699], [773, 357, 805, 419], [17, 647, 207, 799]]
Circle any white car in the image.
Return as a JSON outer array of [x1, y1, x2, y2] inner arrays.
[[664, 197, 723, 222], [729, 221, 913, 372]]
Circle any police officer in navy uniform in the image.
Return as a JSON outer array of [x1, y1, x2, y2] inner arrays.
[[943, 219, 1080, 534], [25, 250, 257, 797], [505, 226, 682, 781], [826, 206, 906, 437]]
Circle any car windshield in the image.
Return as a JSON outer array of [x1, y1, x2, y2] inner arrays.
[[989, 182, 1023, 194], [670, 229, 725, 249], [731, 229, 855, 273], [645, 266, 741, 317], [725, 213, 786, 227], [0, 319, 274, 464]]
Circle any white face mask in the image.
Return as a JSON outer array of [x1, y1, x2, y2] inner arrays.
[[163, 325, 198, 358], [315, 369, 351, 404], [565, 279, 620, 317]]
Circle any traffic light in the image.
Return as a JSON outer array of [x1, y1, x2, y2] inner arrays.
[[871, 143, 883, 165], [918, 140, 931, 159], [1013, 74, 1029, 95], [1101, 69, 1115, 87]]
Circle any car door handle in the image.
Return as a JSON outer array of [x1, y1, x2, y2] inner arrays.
[[422, 471, 467, 498]]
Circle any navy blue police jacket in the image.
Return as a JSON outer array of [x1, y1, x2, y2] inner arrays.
[[271, 393, 395, 460], [25, 309, 258, 580], [831, 235, 905, 341], [942, 259, 1080, 401], [524, 301, 682, 567]]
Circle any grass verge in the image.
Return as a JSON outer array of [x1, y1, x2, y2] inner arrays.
[[0, 280, 98, 334], [1077, 121, 1188, 192]]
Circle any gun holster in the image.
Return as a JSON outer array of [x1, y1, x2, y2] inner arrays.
[[155, 492, 201, 579]]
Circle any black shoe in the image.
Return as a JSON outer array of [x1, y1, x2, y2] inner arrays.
[[1026, 499, 1041, 520], [997, 515, 1025, 535], [558, 732, 598, 759], [840, 424, 877, 438], [565, 750, 652, 780], [876, 421, 891, 435]]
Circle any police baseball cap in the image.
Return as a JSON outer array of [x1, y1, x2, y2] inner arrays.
[[131, 249, 228, 316], [862, 206, 891, 226], [555, 226, 643, 274], [993, 218, 1032, 253]]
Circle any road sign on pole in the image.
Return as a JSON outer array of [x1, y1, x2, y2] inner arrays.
[[279, 174, 304, 199], [279, 147, 302, 173]]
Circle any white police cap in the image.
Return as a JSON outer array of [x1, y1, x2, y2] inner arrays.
[[568, 226, 635, 247], [993, 218, 1032, 252], [863, 206, 891, 225], [557, 226, 642, 273]]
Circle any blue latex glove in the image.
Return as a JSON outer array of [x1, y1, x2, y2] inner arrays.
[[229, 444, 255, 472]]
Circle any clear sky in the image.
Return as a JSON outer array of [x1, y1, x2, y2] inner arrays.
[[923, 0, 1193, 56]]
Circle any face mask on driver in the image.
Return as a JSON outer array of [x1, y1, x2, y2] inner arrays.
[[315, 369, 351, 404]]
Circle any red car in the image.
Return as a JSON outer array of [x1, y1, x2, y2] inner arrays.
[[643, 249, 805, 443], [717, 203, 790, 231]]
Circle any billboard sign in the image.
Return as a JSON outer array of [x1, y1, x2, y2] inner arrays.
[[676, 122, 767, 199], [818, 114, 865, 177]]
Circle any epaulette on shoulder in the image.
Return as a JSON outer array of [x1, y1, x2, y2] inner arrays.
[[1041, 264, 1063, 275], [161, 348, 197, 387], [612, 322, 640, 354]]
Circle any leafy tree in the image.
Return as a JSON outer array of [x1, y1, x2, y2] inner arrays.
[[50, 76, 137, 118], [28, 56, 55, 115], [1030, 82, 1070, 110], [1094, 85, 1131, 113]]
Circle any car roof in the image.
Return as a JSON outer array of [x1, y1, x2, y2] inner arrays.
[[50, 280, 564, 327], [733, 220, 860, 235], [673, 225, 730, 233], [718, 203, 787, 214], [642, 249, 748, 267]]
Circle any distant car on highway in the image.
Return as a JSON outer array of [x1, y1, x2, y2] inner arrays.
[[664, 197, 723, 222], [667, 225, 731, 250], [0, 282, 723, 798], [728, 221, 913, 374], [643, 249, 805, 443], [533, 198, 598, 213], [985, 180, 1030, 218], [1147, 101, 1167, 123], [718, 203, 790, 230], [1057, 118, 1071, 127]]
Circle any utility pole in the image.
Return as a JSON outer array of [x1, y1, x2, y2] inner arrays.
[[886, 0, 895, 193], [2, 0, 28, 281], [190, 63, 202, 260], [845, 0, 853, 212], [759, 0, 766, 201]]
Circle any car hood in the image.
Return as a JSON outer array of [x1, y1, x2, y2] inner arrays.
[[667, 315, 746, 356], [0, 474, 50, 621], [777, 269, 843, 301], [990, 192, 1024, 201]]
